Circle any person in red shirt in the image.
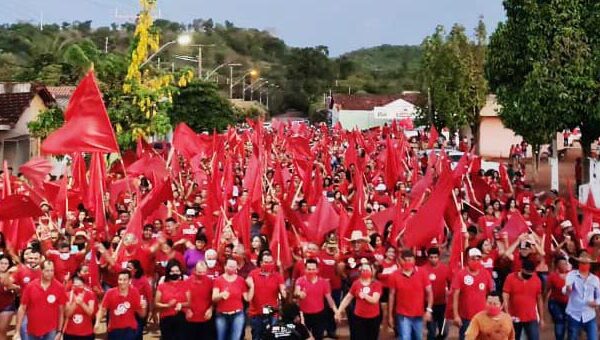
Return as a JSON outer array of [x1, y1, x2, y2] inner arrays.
[[336, 263, 382, 340], [15, 260, 67, 340], [185, 261, 215, 339], [155, 239, 185, 277], [420, 247, 451, 340], [212, 258, 249, 340], [155, 261, 190, 340], [11, 248, 42, 292], [502, 259, 543, 340], [294, 258, 338, 340], [388, 249, 433, 340], [64, 275, 97, 340], [0, 255, 16, 340], [95, 270, 147, 340], [115, 233, 156, 283], [452, 248, 495, 340], [246, 251, 286, 340], [546, 257, 569, 340], [319, 240, 342, 339], [204, 249, 222, 279], [43, 241, 86, 284], [127, 260, 153, 338]]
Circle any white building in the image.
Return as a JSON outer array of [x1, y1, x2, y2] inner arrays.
[[331, 92, 423, 130]]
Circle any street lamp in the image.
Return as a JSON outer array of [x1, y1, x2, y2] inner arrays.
[[140, 34, 192, 68], [228, 63, 242, 99], [237, 70, 258, 100]]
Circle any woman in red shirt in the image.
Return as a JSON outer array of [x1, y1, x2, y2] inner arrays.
[[335, 263, 382, 340], [155, 239, 185, 277], [0, 255, 16, 340], [546, 257, 569, 340], [64, 275, 96, 340], [212, 258, 248, 340], [155, 261, 190, 340], [127, 260, 153, 339]]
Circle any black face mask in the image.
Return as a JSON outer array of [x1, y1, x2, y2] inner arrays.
[[166, 274, 181, 281], [75, 243, 86, 251], [521, 272, 533, 280], [111, 243, 119, 250]]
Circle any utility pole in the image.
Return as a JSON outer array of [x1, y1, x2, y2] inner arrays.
[[39, 11, 43, 31], [105, 37, 109, 53], [228, 63, 241, 99]]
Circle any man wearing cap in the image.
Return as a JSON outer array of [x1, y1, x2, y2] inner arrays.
[[452, 247, 495, 340], [563, 250, 600, 340], [502, 259, 543, 340], [319, 240, 342, 339]]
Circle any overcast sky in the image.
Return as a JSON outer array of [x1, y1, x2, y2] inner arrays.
[[1, 0, 506, 56]]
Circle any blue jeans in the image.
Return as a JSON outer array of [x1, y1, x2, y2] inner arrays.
[[20, 315, 30, 340], [108, 328, 137, 340], [395, 314, 423, 340], [514, 321, 540, 340], [29, 330, 56, 340], [459, 319, 471, 340], [250, 315, 275, 340], [215, 311, 245, 340], [548, 300, 567, 340], [567, 315, 598, 340]]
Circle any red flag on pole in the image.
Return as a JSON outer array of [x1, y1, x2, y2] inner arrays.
[[1, 161, 11, 199], [5, 218, 36, 252], [427, 125, 439, 149], [306, 196, 340, 244], [71, 153, 88, 201], [270, 209, 293, 269], [403, 174, 454, 248], [0, 195, 44, 220], [19, 157, 52, 188], [41, 71, 119, 154], [501, 212, 529, 243]]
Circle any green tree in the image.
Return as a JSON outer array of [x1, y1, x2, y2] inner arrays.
[[27, 107, 64, 139], [487, 0, 597, 177], [170, 80, 237, 132], [420, 22, 488, 135]]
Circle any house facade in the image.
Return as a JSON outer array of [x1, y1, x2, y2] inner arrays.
[[0, 83, 56, 168]]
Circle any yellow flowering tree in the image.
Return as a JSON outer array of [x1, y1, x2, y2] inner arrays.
[[108, 0, 193, 147]]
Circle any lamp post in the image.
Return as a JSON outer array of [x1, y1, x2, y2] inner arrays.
[[228, 63, 242, 99], [140, 34, 191, 68], [239, 70, 258, 100]]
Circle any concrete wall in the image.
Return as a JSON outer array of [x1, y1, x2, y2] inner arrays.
[[478, 116, 524, 158]]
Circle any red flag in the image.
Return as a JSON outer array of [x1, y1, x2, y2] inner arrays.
[[1, 161, 11, 199], [172, 123, 208, 160], [88, 238, 101, 290], [124, 208, 144, 242], [4, 218, 36, 251], [232, 202, 251, 250], [127, 154, 168, 184], [427, 125, 439, 149], [41, 71, 119, 154], [19, 157, 52, 188], [270, 209, 293, 269], [0, 195, 44, 220], [403, 174, 454, 248], [306, 197, 340, 244], [139, 177, 173, 217], [369, 205, 397, 235], [71, 153, 88, 201], [501, 212, 529, 243], [578, 212, 593, 244], [87, 153, 107, 230], [498, 163, 513, 193], [586, 190, 597, 209]]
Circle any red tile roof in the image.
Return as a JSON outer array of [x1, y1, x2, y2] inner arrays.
[[0, 85, 55, 127], [333, 92, 426, 111]]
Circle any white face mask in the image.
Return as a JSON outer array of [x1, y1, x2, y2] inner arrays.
[[206, 259, 217, 268], [59, 253, 70, 261]]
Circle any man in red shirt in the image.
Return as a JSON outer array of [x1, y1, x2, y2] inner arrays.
[[420, 247, 451, 340], [388, 249, 433, 340], [452, 248, 495, 340], [502, 259, 543, 340], [319, 240, 342, 339], [185, 261, 215, 339], [15, 260, 67, 340], [294, 259, 338, 340], [95, 270, 147, 340], [247, 252, 286, 340]]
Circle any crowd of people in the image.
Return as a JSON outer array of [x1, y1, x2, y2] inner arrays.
[[0, 116, 600, 340]]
